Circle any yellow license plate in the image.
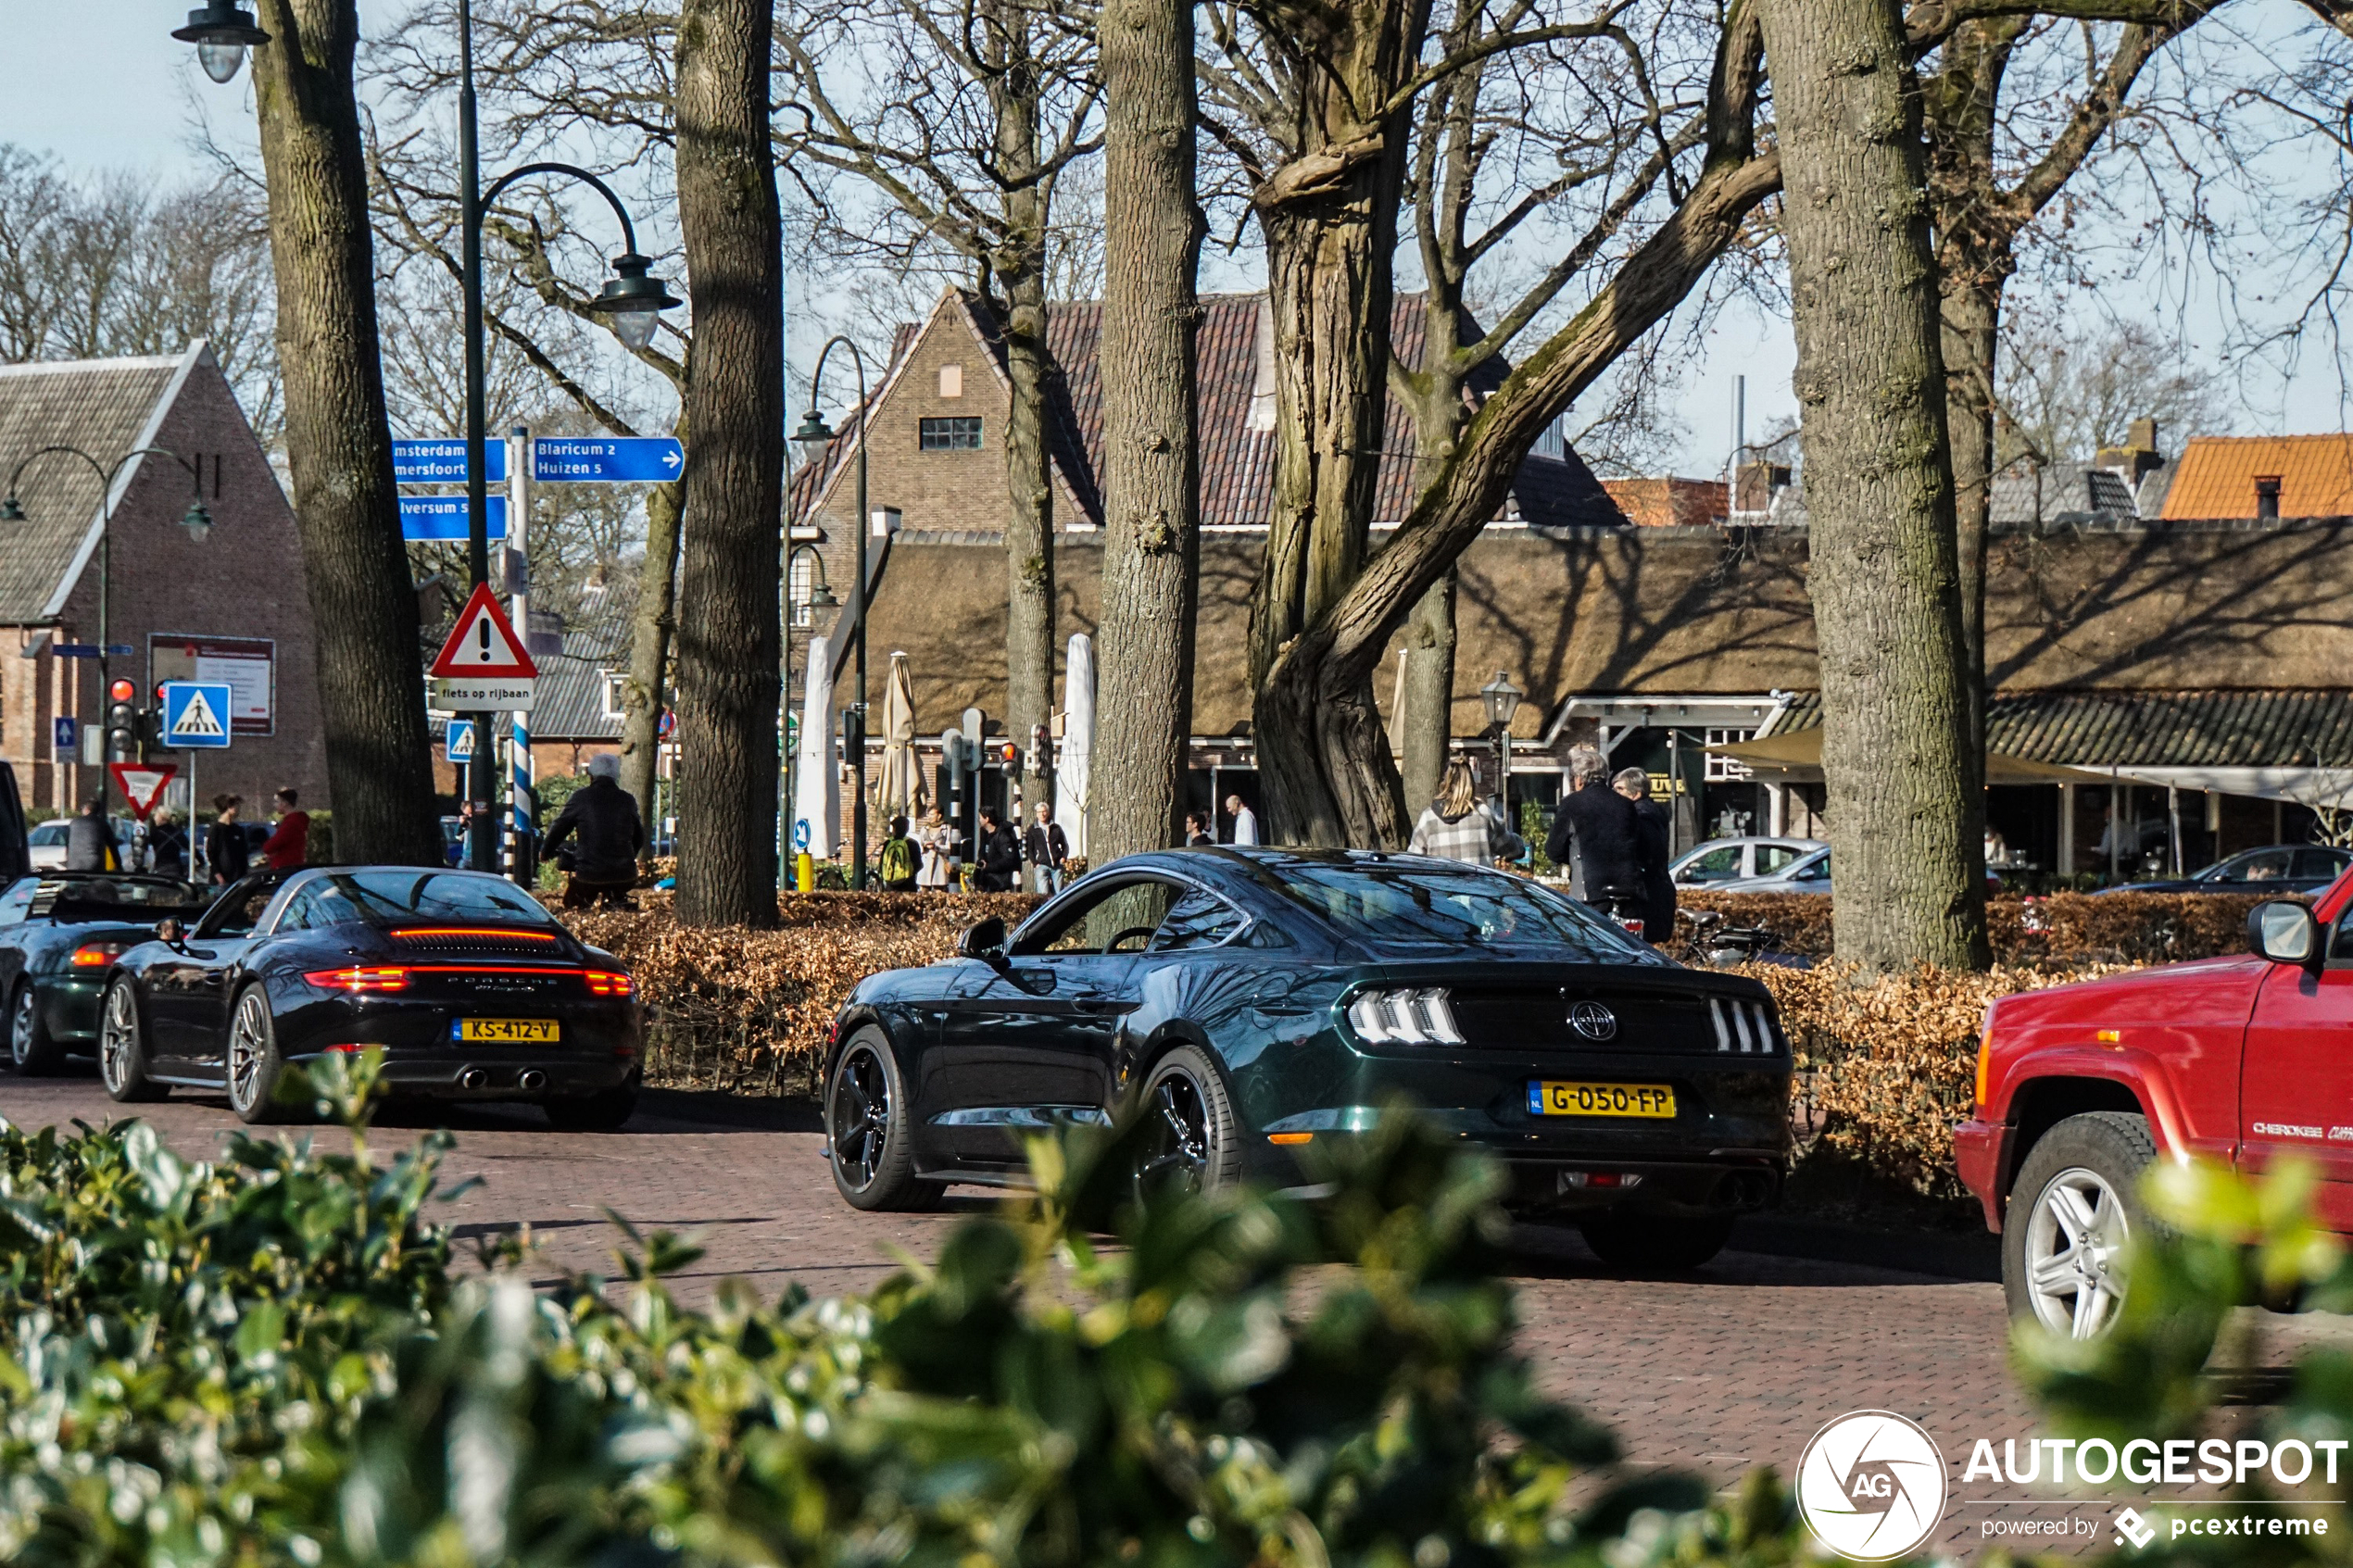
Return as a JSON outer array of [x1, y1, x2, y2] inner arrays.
[[1528, 1081, 1676, 1118], [457, 1019, 560, 1044]]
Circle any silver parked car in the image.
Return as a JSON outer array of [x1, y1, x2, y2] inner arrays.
[[1669, 836, 1826, 888], [1717, 845, 1834, 894]]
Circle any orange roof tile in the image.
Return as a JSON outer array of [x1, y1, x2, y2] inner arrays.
[[2161, 433, 2353, 520]]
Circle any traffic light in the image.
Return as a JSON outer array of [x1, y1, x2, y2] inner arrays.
[[995, 740, 1022, 771], [106, 678, 140, 759]]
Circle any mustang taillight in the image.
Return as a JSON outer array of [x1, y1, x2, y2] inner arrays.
[[1346, 987, 1466, 1046], [585, 971, 634, 997], [1709, 997, 1780, 1054], [70, 942, 132, 968], [305, 967, 412, 993]]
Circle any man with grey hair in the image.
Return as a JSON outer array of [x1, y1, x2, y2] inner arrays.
[[1546, 744, 1642, 918], [1613, 767, 1676, 943], [544, 752, 647, 909]]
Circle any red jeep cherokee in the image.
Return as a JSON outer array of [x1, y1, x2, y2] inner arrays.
[[1957, 867, 2353, 1338]]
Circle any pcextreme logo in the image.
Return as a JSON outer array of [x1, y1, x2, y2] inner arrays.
[[1794, 1411, 1949, 1561]]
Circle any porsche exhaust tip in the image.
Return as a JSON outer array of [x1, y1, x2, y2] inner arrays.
[[517, 1069, 547, 1093], [459, 1068, 489, 1091]]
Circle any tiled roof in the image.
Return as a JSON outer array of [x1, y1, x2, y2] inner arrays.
[[1768, 689, 2353, 768], [1989, 461, 2138, 523], [791, 290, 1627, 532], [2161, 434, 2353, 520], [0, 353, 192, 622], [528, 596, 635, 742]]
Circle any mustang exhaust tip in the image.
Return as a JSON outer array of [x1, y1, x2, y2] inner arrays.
[[518, 1069, 547, 1093]]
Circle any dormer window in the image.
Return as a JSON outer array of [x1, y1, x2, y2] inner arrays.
[[2255, 475, 2282, 520]]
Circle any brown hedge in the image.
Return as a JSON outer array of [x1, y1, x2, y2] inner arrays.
[[1679, 890, 2272, 965]]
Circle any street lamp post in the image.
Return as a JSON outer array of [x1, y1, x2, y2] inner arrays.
[[1478, 670, 1525, 825], [2, 445, 214, 820], [176, 0, 679, 875], [791, 341, 871, 889]]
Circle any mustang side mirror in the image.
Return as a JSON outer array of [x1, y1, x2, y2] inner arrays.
[[2248, 899, 2322, 970], [154, 917, 185, 946], [958, 916, 1007, 963]]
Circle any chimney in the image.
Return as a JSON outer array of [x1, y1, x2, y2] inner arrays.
[[1733, 460, 1792, 514], [2095, 415, 2164, 486], [2255, 476, 2282, 521]]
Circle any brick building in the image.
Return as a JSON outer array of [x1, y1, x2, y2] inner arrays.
[[0, 345, 326, 815]]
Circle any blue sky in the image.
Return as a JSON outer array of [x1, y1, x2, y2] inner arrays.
[[3, 4, 2340, 477]]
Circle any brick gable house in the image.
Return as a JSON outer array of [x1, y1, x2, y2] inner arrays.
[[0, 345, 326, 815]]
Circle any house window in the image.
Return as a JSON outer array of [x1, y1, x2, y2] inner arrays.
[[788, 550, 817, 628], [938, 363, 963, 398], [919, 417, 982, 451], [601, 671, 627, 720], [2255, 475, 2282, 520]]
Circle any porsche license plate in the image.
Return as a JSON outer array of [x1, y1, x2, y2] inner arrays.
[[456, 1019, 560, 1044], [1528, 1081, 1675, 1118]]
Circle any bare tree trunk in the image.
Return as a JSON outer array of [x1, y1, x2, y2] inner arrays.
[[1399, 569, 1456, 813], [1090, 0, 1203, 863], [994, 45, 1057, 836], [673, 0, 785, 927], [1942, 272, 2000, 797], [250, 0, 440, 865], [1759, 0, 1988, 970], [618, 469, 686, 843]]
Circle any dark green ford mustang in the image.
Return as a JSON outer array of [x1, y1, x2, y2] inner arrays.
[[824, 847, 1791, 1269], [2, 872, 208, 1074]]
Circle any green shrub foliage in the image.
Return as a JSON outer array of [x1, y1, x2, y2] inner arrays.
[[0, 1059, 1813, 1567]]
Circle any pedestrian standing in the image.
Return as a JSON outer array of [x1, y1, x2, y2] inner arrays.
[[542, 755, 646, 909], [1408, 758, 1528, 865], [65, 797, 117, 872], [914, 806, 961, 889], [974, 808, 1022, 892], [148, 810, 189, 881], [878, 815, 920, 891], [1227, 794, 1260, 846], [260, 787, 309, 869], [1546, 747, 1642, 918], [1614, 766, 1677, 945], [207, 795, 250, 885], [1025, 801, 1070, 894], [1183, 810, 1214, 847]]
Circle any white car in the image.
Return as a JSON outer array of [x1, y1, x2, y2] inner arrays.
[[1669, 835, 1826, 887], [27, 816, 145, 871]]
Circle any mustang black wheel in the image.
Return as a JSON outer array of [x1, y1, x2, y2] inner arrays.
[[227, 985, 293, 1124], [546, 1085, 639, 1132], [9, 982, 63, 1075], [98, 978, 168, 1103], [1135, 1046, 1241, 1199], [827, 1029, 940, 1210]]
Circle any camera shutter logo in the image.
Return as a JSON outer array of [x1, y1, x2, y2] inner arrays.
[[1567, 1000, 1617, 1041], [1794, 1411, 1947, 1561]]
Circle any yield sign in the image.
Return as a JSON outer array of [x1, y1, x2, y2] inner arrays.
[[108, 763, 180, 822], [431, 583, 539, 679]]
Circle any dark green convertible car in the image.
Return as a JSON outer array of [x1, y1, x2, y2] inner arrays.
[[824, 847, 1792, 1269], [2, 872, 207, 1074]]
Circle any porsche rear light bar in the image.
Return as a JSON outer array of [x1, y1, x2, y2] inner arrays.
[[305, 967, 412, 993], [584, 971, 634, 997], [392, 927, 559, 943], [1345, 987, 1466, 1046]]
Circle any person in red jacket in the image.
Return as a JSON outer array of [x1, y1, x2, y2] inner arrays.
[[260, 787, 309, 869]]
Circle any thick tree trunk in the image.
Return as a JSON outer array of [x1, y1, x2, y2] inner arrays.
[[618, 468, 686, 842], [1090, 0, 1203, 863], [1399, 570, 1456, 814], [994, 55, 1057, 841], [249, 0, 440, 865], [673, 0, 785, 927], [1758, 0, 1988, 970]]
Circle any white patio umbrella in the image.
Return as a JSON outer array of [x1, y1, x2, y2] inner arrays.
[[877, 650, 922, 821], [793, 633, 839, 860], [1055, 632, 1095, 858]]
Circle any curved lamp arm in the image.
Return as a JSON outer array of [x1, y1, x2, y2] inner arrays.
[[480, 160, 647, 257]]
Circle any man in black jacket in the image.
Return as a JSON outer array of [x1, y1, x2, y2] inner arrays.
[[544, 755, 646, 909], [974, 807, 1023, 893], [1615, 767, 1677, 944], [1545, 748, 1643, 914]]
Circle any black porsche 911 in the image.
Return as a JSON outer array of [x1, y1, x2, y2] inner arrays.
[[824, 847, 1792, 1269], [1, 872, 208, 1074], [97, 866, 644, 1129]]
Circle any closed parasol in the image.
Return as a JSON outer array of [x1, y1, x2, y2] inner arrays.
[[1055, 633, 1094, 858], [793, 633, 839, 860], [877, 650, 923, 820]]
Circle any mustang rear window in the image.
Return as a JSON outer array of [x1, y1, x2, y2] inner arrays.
[[1275, 864, 1660, 959], [323, 871, 560, 927], [30, 878, 206, 918]]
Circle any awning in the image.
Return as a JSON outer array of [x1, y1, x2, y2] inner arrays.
[[1709, 729, 2114, 786]]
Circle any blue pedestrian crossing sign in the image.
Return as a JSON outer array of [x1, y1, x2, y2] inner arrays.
[[445, 720, 477, 762], [160, 683, 234, 749]]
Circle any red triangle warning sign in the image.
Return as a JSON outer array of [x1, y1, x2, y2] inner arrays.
[[431, 583, 540, 679], [108, 763, 179, 821]]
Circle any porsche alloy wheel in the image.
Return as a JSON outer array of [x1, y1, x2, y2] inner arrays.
[[227, 986, 289, 1124], [99, 979, 166, 1103], [826, 1030, 937, 1211], [9, 983, 61, 1075]]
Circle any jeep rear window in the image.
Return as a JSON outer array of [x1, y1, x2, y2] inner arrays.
[[1272, 863, 1661, 960]]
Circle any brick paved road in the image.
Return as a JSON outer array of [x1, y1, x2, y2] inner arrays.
[[6, 1073, 2347, 1556]]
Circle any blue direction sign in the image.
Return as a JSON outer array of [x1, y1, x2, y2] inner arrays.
[[160, 683, 234, 750], [393, 439, 508, 484], [445, 720, 477, 762], [399, 495, 510, 542], [51, 717, 76, 757], [535, 436, 685, 483]]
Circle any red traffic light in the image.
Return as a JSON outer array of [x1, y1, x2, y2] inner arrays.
[[107, 678, 137, 704], [996, 742, 1020, 765]]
